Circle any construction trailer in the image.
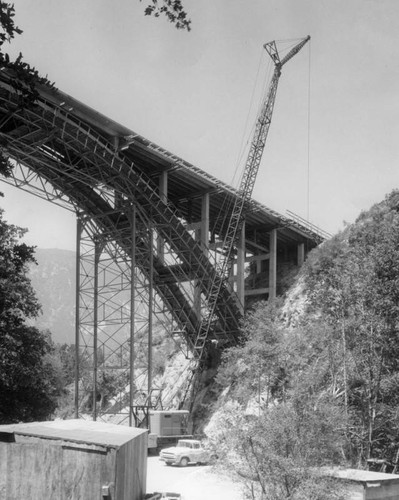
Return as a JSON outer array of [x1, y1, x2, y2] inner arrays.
[[0, 419, 147, 500], [146, 410, 193, 451]]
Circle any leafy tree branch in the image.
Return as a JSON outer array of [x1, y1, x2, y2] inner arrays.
[[140, 0, 191, 31]]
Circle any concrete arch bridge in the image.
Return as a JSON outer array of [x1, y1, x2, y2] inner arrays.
[[0, 70, 327, 422]]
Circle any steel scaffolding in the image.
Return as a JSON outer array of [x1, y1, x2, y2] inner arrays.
[[0, 67, 323, 421]]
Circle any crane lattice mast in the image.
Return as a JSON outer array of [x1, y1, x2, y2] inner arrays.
[[194, 36, 311, 358]]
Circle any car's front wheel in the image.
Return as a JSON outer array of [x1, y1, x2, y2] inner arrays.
[[179, 457, 189, 467]]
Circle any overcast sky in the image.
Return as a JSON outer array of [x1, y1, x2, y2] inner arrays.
[[1, 0, 398, 250]]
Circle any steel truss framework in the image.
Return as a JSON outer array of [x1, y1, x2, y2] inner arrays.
[[0, 71, 248, 421], [76, 213, 196, 422], [0, 68, 324, 421]]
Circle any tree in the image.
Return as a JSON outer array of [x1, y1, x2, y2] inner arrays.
[[0, 2, 54, 104], [140, 0, 191, 31], [302, 190, 399, 464], [0, 210, 61, 423], [216, 300, 286, 407], [0, 1, 55, 183], [210, 301, 347, 499]]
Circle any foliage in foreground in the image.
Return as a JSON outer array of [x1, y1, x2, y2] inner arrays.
[[207, 389, 346, 499], [209, 302, 347, 499], [0, 210, 62, 423]]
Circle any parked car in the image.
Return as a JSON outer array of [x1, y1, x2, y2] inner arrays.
[[144, 493, 181, 500], [159, 439, 212, 467]]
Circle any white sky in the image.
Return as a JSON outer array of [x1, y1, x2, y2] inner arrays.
[[1, 0, 399, 250]]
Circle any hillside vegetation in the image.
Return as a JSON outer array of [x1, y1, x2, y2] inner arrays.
[[5, 188, 399, 498], [206, 190, 399, 499]]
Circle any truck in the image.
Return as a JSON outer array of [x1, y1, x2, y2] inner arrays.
[[159, 439, 212, 467], [141, 409, 193, 452]]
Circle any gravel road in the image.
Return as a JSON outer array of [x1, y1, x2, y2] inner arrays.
[[146, 456, 243, 500]]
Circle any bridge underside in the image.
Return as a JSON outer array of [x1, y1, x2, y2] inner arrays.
[[0, 72, 325, 421]]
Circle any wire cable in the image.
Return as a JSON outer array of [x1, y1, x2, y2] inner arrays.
[[306, 40, 311, 222]]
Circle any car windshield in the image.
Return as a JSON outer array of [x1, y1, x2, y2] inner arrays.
[[177, 441, 193, 448]]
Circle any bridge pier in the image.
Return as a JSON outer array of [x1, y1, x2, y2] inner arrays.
[[297, 242, 305, 267], [269, 229, 277, 300]]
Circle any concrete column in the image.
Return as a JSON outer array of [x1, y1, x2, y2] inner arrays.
[[269, 229, 277, 300], [200, 192, 210, 257], [194, 193, 210, 317], [158, 171, 168, 261], [159, 170, 168, 202], [236, 221, 245, 314], [193, 228, 201, 317], [297, 242, 305, 267]]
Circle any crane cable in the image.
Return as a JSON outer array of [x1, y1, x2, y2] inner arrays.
[[306, 39, 311, 223], [211, 47, 274, 238], [231, 48, 272, 188]]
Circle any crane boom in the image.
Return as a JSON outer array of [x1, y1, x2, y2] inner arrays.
[[194, 36, 311, 357], [226, 36, 311, 263]]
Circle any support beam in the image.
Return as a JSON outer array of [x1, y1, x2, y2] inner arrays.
[[92, 238, 102, 421], [245, 287, 269, 296], [246, 253, 270, 263], [148, 227, 154, 398], [269, 229, 277, 300], [194, 192, 211, 316], [297, 242, 305, 267], [245, 239, 269, 253], [193, 227, 201, 317], [236, 221, 245, 313], [201, 192, 210, 257], [129, 206, 136, 427], [74, 216, 82, 419], [159, 170, 168, 202]]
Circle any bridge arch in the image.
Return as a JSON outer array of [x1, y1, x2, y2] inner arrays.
[[0, 70, 325, 421]]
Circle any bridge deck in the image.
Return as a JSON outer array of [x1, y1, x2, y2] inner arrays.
[[0, 71, 325, 358]]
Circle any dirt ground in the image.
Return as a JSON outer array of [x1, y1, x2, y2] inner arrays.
[[146, 456, 244, 500]]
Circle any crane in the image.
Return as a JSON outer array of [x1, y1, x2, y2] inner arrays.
[[194, 36, 311, 357]]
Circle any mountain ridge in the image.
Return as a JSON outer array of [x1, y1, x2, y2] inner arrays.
[[28, 248, 76, 344]]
